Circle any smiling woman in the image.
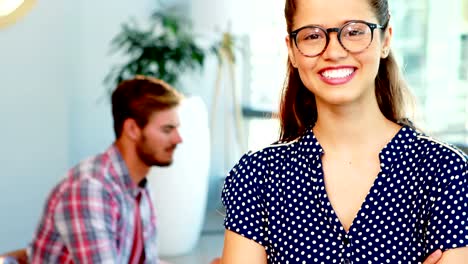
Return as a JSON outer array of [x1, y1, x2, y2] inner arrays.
[[0, 0, 35, 28], [219, 0, 468, 263]]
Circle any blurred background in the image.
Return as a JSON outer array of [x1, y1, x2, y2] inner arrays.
[[0, 0, 466, 263]]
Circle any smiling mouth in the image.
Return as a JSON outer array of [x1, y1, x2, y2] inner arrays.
[[320, 68, 356, 79]]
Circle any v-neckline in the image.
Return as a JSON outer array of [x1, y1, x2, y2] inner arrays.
[[309, 125, 412, 236]]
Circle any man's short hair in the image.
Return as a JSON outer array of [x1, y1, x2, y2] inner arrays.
[[111, 75, 182, 138]]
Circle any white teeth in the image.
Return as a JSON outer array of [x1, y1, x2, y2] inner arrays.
[[321, 68, 354, 79]]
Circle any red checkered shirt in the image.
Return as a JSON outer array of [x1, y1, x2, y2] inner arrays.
[[29, 145, 159, 263]]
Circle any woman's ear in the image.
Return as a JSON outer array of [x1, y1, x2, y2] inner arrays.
[[381, 25, 393, 59], [122, 118, 141, 141], [285, 35, 298, 68]]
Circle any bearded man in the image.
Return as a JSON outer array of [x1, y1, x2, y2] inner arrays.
[[29, 76, 183, 263]]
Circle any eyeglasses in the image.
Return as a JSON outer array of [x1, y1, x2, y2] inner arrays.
[[290, 20, 385, 57]]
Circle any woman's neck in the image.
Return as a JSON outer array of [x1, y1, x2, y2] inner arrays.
[[313, 99, 401, 152]]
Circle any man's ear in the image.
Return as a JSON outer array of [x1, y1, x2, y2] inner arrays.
[[285, 35, 298, 68], [122, 118, 141, 141]]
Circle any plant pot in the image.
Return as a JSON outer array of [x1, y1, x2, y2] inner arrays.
[[147, 95, 211, 257]]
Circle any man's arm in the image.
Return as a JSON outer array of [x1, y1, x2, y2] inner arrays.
[[54, 178, 120, 263]]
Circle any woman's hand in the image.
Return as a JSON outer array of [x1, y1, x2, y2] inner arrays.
[[422, 249, 442, 264]]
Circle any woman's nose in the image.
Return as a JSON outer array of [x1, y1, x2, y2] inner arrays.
[[321, 33, 348, 60]]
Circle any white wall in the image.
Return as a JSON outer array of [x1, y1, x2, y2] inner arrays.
[[68, 0, 154, 166], [0, 0, 154, 252], [0, 0, 72, 251]]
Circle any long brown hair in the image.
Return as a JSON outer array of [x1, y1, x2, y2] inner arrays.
[[279, 0, 413, 141]]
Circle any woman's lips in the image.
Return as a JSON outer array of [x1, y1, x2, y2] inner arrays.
[[319, 67, 357, 85]]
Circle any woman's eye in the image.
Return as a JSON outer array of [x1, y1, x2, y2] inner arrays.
[[302, 32, 323, 41], [305, 34, 320, 40], [346, 29, 366, 37]]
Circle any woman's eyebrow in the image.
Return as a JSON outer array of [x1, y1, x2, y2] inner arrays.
[[300, 19, 364, 28]]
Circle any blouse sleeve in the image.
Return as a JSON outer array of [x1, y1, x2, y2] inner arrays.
[[221, 151, 269, 246], [424, 153, 468, 256]]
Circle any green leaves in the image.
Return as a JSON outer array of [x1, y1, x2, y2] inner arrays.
[[105, 9, 206, 93]]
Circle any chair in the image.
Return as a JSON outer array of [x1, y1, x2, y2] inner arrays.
[[0, 248, 28, 264]]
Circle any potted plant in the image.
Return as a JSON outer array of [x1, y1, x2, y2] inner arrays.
[[104, 8, 206, 92], [105, 7, 211, 257]]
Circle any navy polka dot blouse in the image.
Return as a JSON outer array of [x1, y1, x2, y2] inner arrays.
[[222, 126, 468, 263]]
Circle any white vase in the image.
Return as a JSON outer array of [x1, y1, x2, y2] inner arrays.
[[147, 95, 211, 257]]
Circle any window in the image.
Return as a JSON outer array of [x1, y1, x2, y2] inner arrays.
[[245, 1, 287, 111]]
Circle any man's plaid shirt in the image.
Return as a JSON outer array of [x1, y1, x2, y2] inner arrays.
[[29, 145, 158, 263]]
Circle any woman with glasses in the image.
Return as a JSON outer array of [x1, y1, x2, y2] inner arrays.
[[220, 0, 468, 263]]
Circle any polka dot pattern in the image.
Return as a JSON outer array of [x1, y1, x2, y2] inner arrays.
[[222, 126, 468, 263]]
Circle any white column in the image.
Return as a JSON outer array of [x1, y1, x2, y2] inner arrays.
[[189, 0, 254, 209]]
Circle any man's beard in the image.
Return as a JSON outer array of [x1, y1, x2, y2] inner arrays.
[[136, 136, 176, 167]]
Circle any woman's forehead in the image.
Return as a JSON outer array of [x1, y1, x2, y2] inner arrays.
[[292, 0, 377, 28]]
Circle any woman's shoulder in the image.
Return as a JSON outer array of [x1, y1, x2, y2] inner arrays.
[[227, 137, 305, 181], [409, 132, 468, 188], [414, 132, 467, 164], [247, 129, 318, 157], [228, 141, 294, 178], [247, 138, 300, 157]]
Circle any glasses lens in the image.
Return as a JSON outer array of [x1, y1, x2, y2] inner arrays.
[[295, 27, 327, 57], [340, 22, 372, 52]]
